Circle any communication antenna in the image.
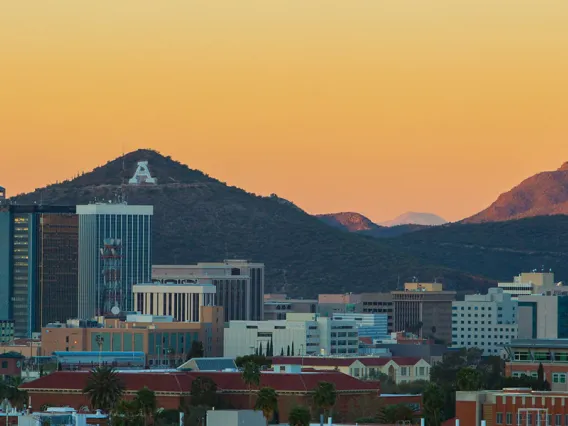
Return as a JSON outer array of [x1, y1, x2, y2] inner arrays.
[[280, 269, 288, 294]]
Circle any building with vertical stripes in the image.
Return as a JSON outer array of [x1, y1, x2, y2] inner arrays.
[[153, 260, 265, 322], [133, 283, 216, 322], [77, 203, 153, 319], [0, 204, 77, 337]]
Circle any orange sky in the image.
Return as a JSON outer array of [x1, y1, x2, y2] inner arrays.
[[1, 1, 567, 222]]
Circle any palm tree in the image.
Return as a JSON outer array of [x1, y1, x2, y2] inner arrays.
[[456, 367, 483, 391], [5, 377, 27, 410], [313, 382, 336, 426], [288, 406, 311, 426], [255, 387, 278, 426], [241, 361, 261, 408], [134, 387, 157, 426], [83, 366, 125, 413]]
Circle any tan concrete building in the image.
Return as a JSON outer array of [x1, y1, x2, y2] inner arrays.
[[263, 294, 317, 321], [404, 282, 443, 292], [41, 306, 224, 366]]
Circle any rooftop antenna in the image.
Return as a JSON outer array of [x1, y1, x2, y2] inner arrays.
[[120, 142, 126, 203]]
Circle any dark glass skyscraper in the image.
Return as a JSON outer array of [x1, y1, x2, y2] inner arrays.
[[77, 203, 153, 319], [0, 205, 78, 337]]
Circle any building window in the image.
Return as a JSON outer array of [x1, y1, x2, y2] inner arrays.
[[506, 413, 512, 425], [0, 361, 7, 369], [553, 373, 567, 384], [556, 415, 562, 426], [497, 413, 503, 425], [400, 367, 408, 376]]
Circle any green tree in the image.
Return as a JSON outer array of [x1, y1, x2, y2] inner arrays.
[[280, 348, 284, 356], [83, 366, 125, 413], [287, 346, 291, 356], [288, 406, 311, 426], [255, 387, 278, 426], [291, 342, 295, 356], [112, 399, 143, 426], [133, 387, 157, 426], [186, 341, 204, 361], [242, 361, 261, 408], [235, 355, 270, 369], [313, 382, 336, 426], [190, 376, 218, 408], [5, 377, 28, 410], [423, 383, 445, 426], [456, 367, 483, 391], [378, 404, 415, 424]]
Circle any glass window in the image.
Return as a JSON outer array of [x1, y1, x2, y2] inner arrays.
[[557, 415, 563, 426], [497, 413, 503, 425], [506, 413, 512, 425]]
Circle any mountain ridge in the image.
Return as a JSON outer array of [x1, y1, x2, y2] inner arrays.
[[465, 162, 568, 223], [11, 149, 493, 297]]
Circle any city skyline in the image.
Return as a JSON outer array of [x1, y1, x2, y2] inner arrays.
[[2, 1, 568, 222]]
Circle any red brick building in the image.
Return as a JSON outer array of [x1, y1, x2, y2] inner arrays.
[[0, 352, 24, 379], [504, 340, 568, 391], [20, 370, 382, 423], [456, 388, 568, 426]]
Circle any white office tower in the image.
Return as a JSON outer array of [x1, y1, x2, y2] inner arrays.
[[451, 287, 518, 356], [77, 203, 153, 319]]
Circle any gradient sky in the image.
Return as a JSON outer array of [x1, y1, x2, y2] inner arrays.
[[1, 1, 567, 222]]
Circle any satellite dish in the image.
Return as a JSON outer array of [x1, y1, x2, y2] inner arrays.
[[111, 306, 120, 315]]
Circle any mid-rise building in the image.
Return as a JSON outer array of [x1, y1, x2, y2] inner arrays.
[[451, 287, 518, 356], [223, 313, 358, 358], [332, 313, 389, 341], [498, 271, 557, 298], [504, 339, 568, 391], [0, 320, 14, 344], [403, 282, 444, 292], [392, 287, 455, 343], [360, 292, 394, 332], [264, 294, 318, 320], [0, 186, 5, 201], [42, 306, 224, 365], [133, 283, 216, 322], [518, 294, 568, 339], [318, 293, 363, 317], [153, 260, 264, 321], [0, 204, 78, 337], [77, 203, 153, 318]]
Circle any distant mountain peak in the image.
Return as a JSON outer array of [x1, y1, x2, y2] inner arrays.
[[465, 161, 568, 223], [380, 212, 447, 227], [316, 212, 379, 232]]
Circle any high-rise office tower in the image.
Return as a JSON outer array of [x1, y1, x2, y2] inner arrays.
[[77, 203, 153, 319], [0, 205, 78, 337]]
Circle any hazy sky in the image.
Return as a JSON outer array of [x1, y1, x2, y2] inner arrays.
[[1, 1, 567, 222]]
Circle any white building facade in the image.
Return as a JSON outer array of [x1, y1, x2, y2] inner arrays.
[[223, 313, 358, 358], [133, 283, 216, 322], [332, 313, 389, 341], [451, 287, 518, 356], [153, 260, 264, 322]]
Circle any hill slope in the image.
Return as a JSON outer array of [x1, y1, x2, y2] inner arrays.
[[316, 212, 379, 232], [11, 149, 491, 297], [384, 215, 568, 282], [465, 162, 568, 223]]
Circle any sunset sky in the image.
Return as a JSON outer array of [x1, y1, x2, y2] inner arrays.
[[1, 1, 567, 222]]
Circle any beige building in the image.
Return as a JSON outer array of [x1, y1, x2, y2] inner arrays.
[[153, 260, 264, 321], [360, 292, 394, 333], [404, 282, 443, 292], [263, 294, 317, 321], [133, 283, 216, 322], [41, 306, 224, 366]]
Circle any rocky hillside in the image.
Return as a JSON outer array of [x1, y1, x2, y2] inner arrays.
[[12, 149, 492, 297], [465, 162, 568, 223], [316, 212, 379, 232]]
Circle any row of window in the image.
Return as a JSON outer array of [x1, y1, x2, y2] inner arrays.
[[453, 306, 506, 311], [497, 413, 568, 426]]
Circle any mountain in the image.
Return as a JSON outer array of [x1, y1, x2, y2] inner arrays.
[[465, 162, 568, 223], [11, 149, 492, 297], [316, 212, 427, 238], [316, 212, 379, 232], [380, 212, 447, 227], [383, 215, 568, 284]]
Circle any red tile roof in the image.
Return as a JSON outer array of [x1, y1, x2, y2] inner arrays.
[[20, 370, 378, 394]]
